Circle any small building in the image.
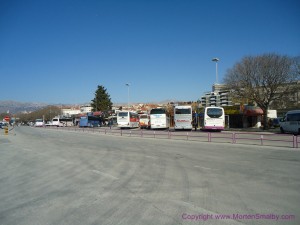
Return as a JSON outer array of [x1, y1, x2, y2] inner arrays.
[[61, 107, 81, 117], [80, 105, 92, 113], [223, 105, 264, 128]]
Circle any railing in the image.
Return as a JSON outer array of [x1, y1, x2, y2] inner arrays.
[[43, 126, 299, 148]]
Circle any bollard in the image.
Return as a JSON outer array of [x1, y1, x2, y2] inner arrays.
[[4, 127, 8, 135], [208, 132, 212, 142], [232, 132, 236, 144]]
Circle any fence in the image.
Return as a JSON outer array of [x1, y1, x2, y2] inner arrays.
[[44, 126, 299, 148]]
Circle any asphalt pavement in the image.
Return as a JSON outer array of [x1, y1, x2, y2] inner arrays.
[[0, 126, 299, 225]]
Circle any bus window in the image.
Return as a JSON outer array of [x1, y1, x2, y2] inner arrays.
[[206, 108, 223, 118]]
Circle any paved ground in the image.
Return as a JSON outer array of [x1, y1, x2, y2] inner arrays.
[[45, 126, 298, 148], [0, 126, 299, 225]]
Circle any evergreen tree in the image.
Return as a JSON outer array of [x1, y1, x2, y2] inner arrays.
[[91, 85, 113, 111]]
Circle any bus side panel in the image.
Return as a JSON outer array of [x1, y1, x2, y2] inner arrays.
[[79, 117, 88, 127]]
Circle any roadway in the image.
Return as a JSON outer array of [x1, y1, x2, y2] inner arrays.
[[0, 126, 299, 225]]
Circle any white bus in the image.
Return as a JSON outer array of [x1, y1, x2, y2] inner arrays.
[[279, 110, 300, 134], [174, 105, 192, 130], [139, 114, 150, 129], [150, 108, 170, 129], [117, 111, 139, 128], [52, 116, 74, 127], [199, 107, 225, 131]]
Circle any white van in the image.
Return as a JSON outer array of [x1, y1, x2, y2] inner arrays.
[[34, 119, 45, 127], [52, 116, 73, 127], [279, 110, 300, 134]]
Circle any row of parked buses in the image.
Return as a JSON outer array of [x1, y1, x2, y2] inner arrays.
[[38, 106, 225, 131], [116, 106, 225, 131]]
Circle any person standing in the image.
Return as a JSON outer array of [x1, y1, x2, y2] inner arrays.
[[109, 118, 112, 129], [193, 111, 198, 131]]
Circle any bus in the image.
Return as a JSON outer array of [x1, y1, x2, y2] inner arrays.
[[150, 108, 170, 129], [52, 116, 74, 127], [174, 105, 193, 130], [279, 110, 300, 134], [79, 115, 102, 127], [199, 107, 225, 131], [117, 111, 139, 128], [139, 114, 150, 129]]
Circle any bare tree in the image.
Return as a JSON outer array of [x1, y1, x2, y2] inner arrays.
[[294, 56, 300, 76], [224, 53, 299, 129]]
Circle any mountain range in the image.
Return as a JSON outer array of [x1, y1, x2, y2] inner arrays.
[[0, 101, 49, 114], [0, 99, 185, 115]]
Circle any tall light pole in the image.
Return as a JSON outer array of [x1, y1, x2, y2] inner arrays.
[[125, 83, 130, 110], [212, 58, 219, 84]]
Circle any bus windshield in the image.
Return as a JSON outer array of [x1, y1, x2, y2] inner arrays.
[[206, 108, 223, 118], [118, 112, 128, 117], [150, 108, 166, 114], [175, 108, 191, 114]]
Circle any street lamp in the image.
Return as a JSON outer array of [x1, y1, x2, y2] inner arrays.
[[125, 83, 130, 110], [212, 58, 219, 84]]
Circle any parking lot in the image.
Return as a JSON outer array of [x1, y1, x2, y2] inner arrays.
[[0, 126, 299, 225], [43, 125, 300, 148]]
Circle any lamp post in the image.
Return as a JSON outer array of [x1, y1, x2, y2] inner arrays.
[[125, 83, 130, 110], [212, 58, 219, 84]]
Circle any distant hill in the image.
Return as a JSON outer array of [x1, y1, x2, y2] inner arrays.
[[0, 99, 185, 115], [0, 100, 48, 114]]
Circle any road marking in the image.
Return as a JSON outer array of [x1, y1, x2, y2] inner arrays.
[[194, 166, 218, 170], [201, 167, 212, 170], [146, 155, 156, 159], [90, 170, 119, 180]]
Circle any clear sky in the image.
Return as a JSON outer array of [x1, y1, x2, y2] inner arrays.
[[0, 0, 299, 105]]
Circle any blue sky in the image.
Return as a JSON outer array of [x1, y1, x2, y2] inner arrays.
[[0, 0, 299, 105]]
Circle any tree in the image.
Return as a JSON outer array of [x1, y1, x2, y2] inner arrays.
[[224, 53, 299, 129], [294, 56, 300, 77], [16, 105, 61, 123], [91, 85, 113, 112]]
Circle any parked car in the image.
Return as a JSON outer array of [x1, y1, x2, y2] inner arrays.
[[279, 110, 300, 134], [34, 119, 45, 127], [0, 122, 8, 129]]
